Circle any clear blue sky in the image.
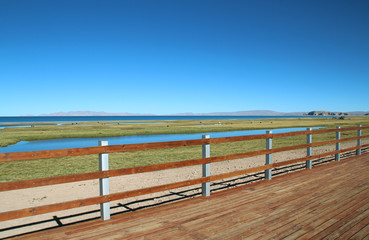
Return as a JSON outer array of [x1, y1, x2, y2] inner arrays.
[[1, 0, 368, 116]]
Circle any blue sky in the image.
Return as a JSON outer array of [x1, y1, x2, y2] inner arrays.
[[1, 0, 368, 116]]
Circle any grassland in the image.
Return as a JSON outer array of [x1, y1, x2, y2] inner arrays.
[[0, 116, 368, 182]]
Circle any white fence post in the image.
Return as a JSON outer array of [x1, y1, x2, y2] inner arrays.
[[306, 127, 312, 169], [335, 127, 340, 161], [202, 135, 210, 196], [357, 125, 362, 155], [265, 130, 272, 180], [99, 141, 110, 220]]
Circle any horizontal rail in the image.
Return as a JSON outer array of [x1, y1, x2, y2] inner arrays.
[[1, 144, 367, 222], [1, 126, 368, 162], [1, 135, 368, 192]]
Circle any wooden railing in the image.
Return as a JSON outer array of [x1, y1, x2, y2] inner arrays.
[[0, 125, 368, 222]]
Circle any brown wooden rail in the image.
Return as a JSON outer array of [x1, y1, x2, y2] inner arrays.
[[0, 126, 368, 222], [1, 127, 368, 162], [1, 135, 368, 192]]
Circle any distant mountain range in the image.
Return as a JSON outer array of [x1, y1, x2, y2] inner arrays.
[[38, 111, 155, 116], [36, 110, 369, 116], [171, 110, 306, 116]]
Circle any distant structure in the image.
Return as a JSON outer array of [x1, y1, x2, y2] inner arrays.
[[304, 111, 349, 116]]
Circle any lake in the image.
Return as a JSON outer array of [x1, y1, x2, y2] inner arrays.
[[0, 122, 165, 129], [0, 127, 321, 153]]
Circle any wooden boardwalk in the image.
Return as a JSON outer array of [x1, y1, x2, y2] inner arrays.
[[11, 153, 369, 240]]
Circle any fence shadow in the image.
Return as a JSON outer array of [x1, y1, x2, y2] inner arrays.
[[2, 147, 368, 239]]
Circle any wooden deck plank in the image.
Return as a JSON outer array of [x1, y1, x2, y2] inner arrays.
[[283, 176, 369, 238], [278, 179, 369, 238], [200, 184, 335, 239], [8, 153, 369, 240], [170, 170, 340, 239], [348, 220, 369, 240], [334, 214, 369, 240], [306, 201, 369, 239], [242, 182, 369, 239], [231, 159, 369, 239], [283, 201, 369, 239], [209, 182, 369, 239]]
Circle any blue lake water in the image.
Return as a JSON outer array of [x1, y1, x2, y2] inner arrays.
[[0, 125, 34, 129], [0, 127, 321, 153], [0, 122, 165, 129]]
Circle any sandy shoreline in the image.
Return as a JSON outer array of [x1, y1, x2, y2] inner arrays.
[[1, 140, 368, 239]]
